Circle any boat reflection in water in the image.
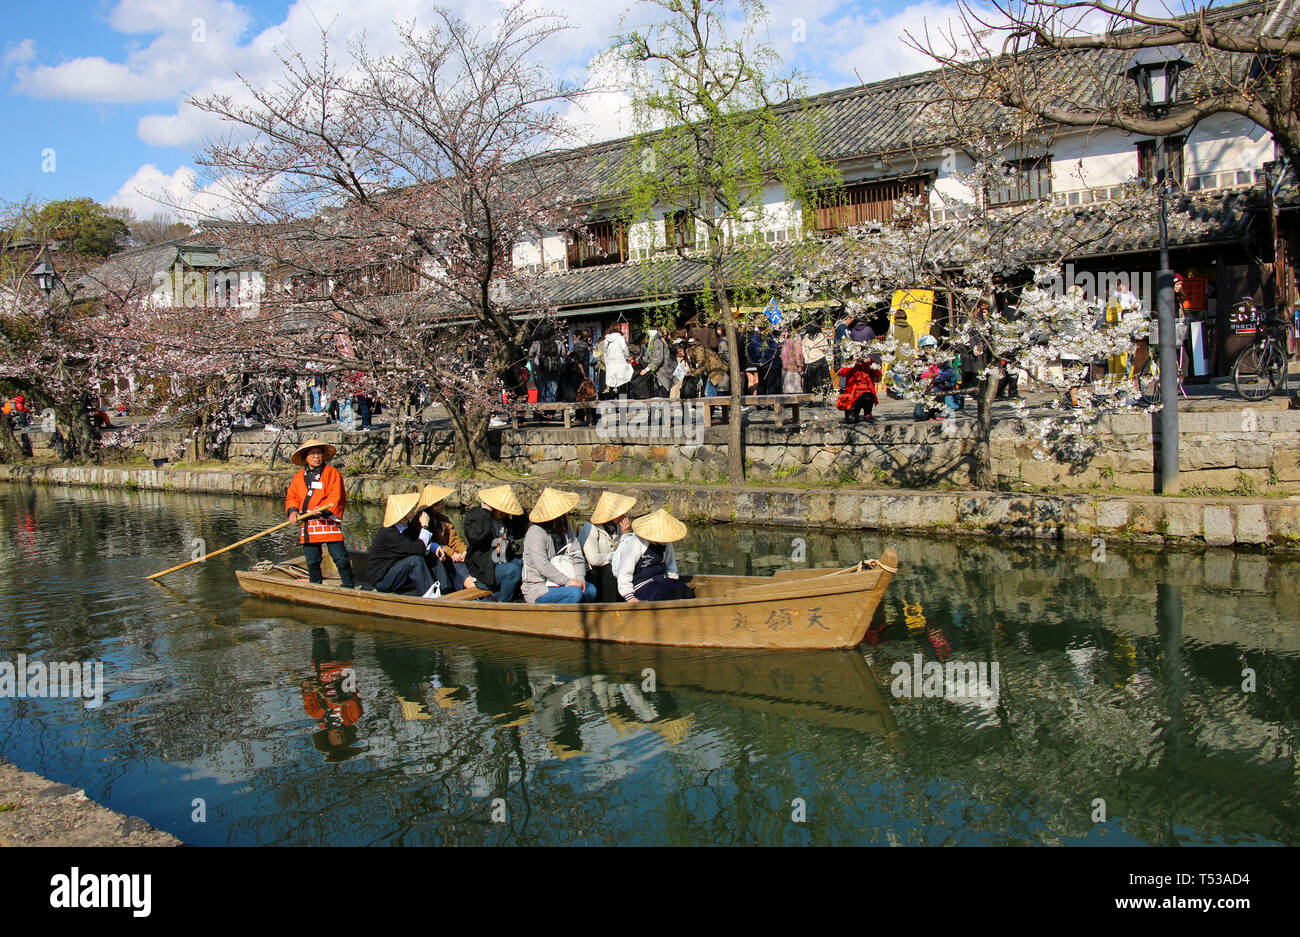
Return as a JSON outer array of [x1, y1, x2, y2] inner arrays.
[[243, 599, 902, 768]]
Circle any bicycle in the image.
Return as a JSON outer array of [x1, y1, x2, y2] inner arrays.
[[1231, 302, 1291, 401], [1134, 319, 1189, 405]]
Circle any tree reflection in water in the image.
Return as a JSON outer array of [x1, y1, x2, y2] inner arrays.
[[0, 484, 1296, 845]]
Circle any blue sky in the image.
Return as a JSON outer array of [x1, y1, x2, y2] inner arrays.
[[0, 0, 974, 218]]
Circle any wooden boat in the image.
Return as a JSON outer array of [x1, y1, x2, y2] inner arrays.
[[235, 547, 898, 650]]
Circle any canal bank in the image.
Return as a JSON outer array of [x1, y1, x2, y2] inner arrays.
[[2, 462, 1298, 551], [0, 758, 179, 846]]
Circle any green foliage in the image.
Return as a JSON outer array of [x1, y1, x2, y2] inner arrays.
[[607, 0, 838, 312], [22, 198, 130, 258]]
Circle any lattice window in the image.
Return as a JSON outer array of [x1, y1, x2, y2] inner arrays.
[[988, 158, 1053, 206], [565, 220, 628, 269], [813, 177, 927, 230]]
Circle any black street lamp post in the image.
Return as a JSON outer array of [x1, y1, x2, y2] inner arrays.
[[1128, 47, 1192, 494]]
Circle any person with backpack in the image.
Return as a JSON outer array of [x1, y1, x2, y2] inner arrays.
[[686, 338, 729, 396], [528, 325, 566, 404], [640, 327, 674, 397]]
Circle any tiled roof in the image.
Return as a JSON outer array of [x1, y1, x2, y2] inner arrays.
[[76, 236, 262, 296], [514, 1, 1270, 206]]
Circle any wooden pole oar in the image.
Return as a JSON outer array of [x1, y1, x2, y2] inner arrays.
[[146, 504, 333, 580]]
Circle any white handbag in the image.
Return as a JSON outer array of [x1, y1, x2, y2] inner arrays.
[[550, 551, 578, 581]]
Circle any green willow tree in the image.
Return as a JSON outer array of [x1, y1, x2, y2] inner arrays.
[[609, 0, 837, 483]]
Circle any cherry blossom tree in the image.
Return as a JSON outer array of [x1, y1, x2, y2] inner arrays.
[[765, 117, 1207, 487], [185, 2, 583, 469]]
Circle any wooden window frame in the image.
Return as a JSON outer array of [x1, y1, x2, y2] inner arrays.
[[565, 219, 628, 269], [1137, 136, 1186, 188], [987, 157, 1053, 207], [664, 209, 696, 251], [811, 176, 928, 231]]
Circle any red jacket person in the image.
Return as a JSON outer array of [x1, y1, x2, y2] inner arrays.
[[285, 439, 356, 588]]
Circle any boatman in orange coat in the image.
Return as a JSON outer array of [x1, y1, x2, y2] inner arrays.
[[285, 438, 357, 588]]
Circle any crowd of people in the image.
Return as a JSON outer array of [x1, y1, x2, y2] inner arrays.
[[284, 438, 694, 605], [508, 306, 959, 425], [516, 316, 843, 408], [500, 277, 1186, 425]]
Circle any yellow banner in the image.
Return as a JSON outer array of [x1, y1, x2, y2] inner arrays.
[[892, 289, 934, 337]]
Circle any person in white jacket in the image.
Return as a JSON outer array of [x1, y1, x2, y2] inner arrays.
[[601, 328, 633, 398], [613, 509, 694, 603], [578, 491, 636, 602]]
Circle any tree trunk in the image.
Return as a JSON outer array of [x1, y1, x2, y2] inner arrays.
[[713, 267, 745, 485], [971, 375, 998, 489], [52, 401, 98, 463], [441, 392, 490, 470], [0, 412, 25, 462]]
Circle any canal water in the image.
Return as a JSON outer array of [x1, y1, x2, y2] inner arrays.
[[0, 482, 1296, 846]]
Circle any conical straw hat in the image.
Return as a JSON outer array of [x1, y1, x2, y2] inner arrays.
[[529, 487, 581, 524], [632, 508, 687, 544], [590, 491, 637, 525], [291, 438, 337, 466], [382, 491, 422, 528], [478, 484, 524, 516], [417, 483, 455, 511]]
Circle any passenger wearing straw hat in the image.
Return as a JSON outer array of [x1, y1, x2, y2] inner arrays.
[[285, 439, 355, 588], [412, 484, 471, 594], [522, 488, 597, 604], [614, 508, 694, 603], [578, 491, 636, 603], [366, 492, 441, 598], [463, 485, 526, 601]]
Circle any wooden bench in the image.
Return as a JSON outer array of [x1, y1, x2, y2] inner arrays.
[[509, 400, 599, 429], [509, 394, 815, 428]]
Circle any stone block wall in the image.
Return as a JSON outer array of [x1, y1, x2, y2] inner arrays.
[[497, 407, 1300, 493], [130, 425, 456, 468], [3, 463, 1298, 550]]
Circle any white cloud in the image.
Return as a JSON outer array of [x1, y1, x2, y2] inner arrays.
[[17, 57, 166, 102], [13, 0, 253, 103], [2, 38, 36, 74], [107, 163, 257, 221], [562, 50, 638, 145], [827, 2, 968, 85]]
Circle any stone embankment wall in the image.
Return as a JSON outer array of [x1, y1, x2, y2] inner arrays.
[[496, 408, 1300, 493], [124, 425, 458, 467], [2, 463, 1297, 551]]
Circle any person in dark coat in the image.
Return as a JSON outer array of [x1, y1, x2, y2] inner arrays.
[[462, 484, 526, 601], [367, 492, 440, 597], [846, 313, 876, 344], [747, 322, 782, 395], [959, 300, 992, 391]]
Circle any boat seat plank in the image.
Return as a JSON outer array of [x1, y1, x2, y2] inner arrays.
[[442, 586, 493, 601]]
